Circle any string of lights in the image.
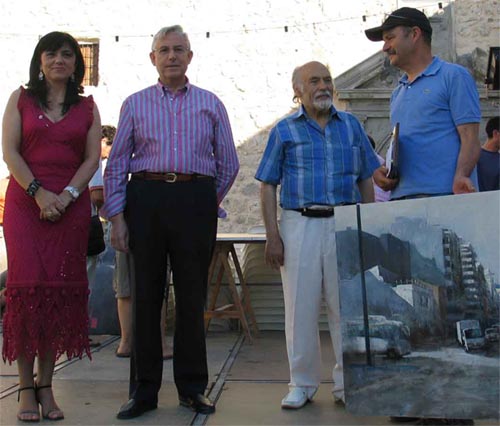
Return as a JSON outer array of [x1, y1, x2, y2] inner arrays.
[[0, 1, 449, 41]]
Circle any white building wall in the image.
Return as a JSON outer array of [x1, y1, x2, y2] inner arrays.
[[2, 1, 479, 143], [0, 0, 497, 230]]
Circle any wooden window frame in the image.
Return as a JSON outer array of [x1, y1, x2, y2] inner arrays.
[[78, 39, 99, 87]]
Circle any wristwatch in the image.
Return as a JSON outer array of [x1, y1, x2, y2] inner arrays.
[[64, 185, 80, 201]]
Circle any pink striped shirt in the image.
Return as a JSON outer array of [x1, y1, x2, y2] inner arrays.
[[101, 81, 239, 219]]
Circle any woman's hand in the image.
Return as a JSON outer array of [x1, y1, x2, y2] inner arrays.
[[373, 166, 399, 191], [35, 188, 66, 222]]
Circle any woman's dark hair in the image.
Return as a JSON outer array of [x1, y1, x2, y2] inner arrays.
[[27, 31, 85, 113]]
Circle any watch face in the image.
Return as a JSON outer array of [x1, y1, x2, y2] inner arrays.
[[65, 186, 79, 199]]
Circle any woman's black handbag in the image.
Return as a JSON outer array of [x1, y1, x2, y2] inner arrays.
[[87, 215, 105, 256]]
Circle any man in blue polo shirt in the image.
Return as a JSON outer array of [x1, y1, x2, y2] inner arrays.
[[256, 61, 379, 410], [366, 7, 481, 200]]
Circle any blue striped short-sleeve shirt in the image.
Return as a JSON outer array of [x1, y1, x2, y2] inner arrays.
[[255, 105, 379, 209]]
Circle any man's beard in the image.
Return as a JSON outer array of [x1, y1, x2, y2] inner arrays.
[[313, 97, 332, 111]]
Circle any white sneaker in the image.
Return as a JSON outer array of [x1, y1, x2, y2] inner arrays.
[[333, 390, 345, 405], [281, 387, 315, 409]]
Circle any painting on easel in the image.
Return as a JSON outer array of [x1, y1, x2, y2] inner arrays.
[[335, 191, 499, 420]]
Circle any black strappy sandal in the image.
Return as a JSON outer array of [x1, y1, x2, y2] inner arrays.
[[35, 384, 64, 421], [17, 386, 40, 423]]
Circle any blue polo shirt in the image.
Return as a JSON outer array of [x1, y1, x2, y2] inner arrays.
[[390, 56, 481, 199], [255, 105, 380, 209]]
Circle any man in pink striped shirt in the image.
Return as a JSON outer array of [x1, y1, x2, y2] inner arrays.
[[101, 25, 239, 420]]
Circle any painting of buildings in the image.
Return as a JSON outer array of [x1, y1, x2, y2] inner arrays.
[[335, 191, 499, 420]]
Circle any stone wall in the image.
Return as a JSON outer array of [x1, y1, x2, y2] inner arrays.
[[0, 0, 497, 232]]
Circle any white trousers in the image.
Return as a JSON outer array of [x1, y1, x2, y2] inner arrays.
[[279, 210, 343, 395]]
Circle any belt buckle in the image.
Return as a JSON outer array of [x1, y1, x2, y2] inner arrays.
[[164, 173, 177, 183]]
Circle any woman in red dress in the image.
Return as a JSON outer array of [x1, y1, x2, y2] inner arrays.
[[1, 32, 101, 422]]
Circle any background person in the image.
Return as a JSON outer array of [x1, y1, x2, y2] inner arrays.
[[113, 251, 173, 360], [368, 135, 390, 202], [102, 25, 239, 419], [87, 158, 104, 289], [477, 116, 499, 192], [256, 61, 379, 410], [86, 159, 105, 348], [100, 124, 115, 173], [1, 31, 101, 422]]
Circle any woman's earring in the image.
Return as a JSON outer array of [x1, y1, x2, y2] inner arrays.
[[70, 74, 75, 82], [38, 71, 44, 81]]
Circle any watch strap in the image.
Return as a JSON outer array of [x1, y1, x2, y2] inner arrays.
[[26, 179, 42, 197]]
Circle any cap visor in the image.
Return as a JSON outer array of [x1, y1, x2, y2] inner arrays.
[[365, 26, 384, 41]]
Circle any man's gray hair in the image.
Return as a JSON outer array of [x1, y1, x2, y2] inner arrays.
[[151, 25, 191, 51], [292, 65, 304, 103], [291, 66, 302, 89]]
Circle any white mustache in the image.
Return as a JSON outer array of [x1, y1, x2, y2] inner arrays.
[[315, 91, 332, 99]]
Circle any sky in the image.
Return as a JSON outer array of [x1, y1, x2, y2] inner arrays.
[[336, 191, 500, 282]]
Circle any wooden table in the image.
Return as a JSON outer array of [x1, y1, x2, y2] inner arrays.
[[205, 233, 266, 342]]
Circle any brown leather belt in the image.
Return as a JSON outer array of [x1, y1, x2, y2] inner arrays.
[[131, 172, 212, 183]]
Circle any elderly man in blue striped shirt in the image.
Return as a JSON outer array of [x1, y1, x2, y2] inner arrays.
[[102, 25, 239, 420], [256, 61, 379, 410]]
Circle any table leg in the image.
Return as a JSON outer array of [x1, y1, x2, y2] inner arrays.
[[230, 245, 259, 335]]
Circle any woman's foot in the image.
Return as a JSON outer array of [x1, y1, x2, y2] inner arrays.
[[17, 386, 40, 422], [35, 384, 64, 421]]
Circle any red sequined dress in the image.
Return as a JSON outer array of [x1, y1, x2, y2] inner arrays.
[[2, 87, 92, 362]]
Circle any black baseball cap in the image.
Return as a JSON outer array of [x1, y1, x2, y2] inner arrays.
[[365, 7, 432, 42]]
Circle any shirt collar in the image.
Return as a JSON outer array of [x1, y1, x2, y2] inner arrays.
[[155, 77, 191, 96], [399, 56, 441, 85], [293, 104, 342, 121]]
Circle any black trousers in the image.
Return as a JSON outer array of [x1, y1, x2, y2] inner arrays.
[[125, 177, 218, 402]]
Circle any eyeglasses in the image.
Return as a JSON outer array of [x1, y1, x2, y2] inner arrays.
[[153, 46, 189, 56]]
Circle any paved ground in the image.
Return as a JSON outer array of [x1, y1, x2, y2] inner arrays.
[[0, 331, 498, 426]]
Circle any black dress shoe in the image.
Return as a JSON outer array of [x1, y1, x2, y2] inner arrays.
[[116, 398, 157, 419], [179, 394, 215, 414]]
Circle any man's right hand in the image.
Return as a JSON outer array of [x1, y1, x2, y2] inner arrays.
[[265, 235, 284, 270], [110, 213, 129, 253], [373, 166, 399, 191]]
